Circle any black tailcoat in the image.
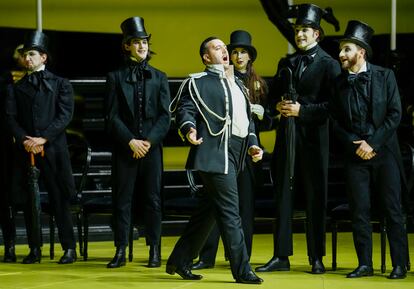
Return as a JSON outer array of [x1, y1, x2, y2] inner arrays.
[[106, 63, 171, 247], [270, 46, 341, 258], [330, 63, 407, 266], [5, 70, 76, 249]]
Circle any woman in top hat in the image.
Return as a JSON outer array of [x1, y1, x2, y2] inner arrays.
[[255, 3, 341, 274], [330, 20, 408, 279], [191, 29, 269, 270], [5, 30, 77, 264], [106, 16, 171, 268]]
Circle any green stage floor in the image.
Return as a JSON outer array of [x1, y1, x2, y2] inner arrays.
[[0, 233, 413, 289]]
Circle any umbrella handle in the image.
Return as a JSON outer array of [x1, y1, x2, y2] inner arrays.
[[30, 150, 45, 166]]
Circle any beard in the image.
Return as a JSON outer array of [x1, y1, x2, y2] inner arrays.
[[341, 54, 358, 70]]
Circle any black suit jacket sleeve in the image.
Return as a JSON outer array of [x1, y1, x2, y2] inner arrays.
[[176, 82, 197, 140], [146, 71, 171, 145], [366, 69, 401, 151], [106, 72, 135, 147], [298, 56, 341, 124], [5, 84, 28, 145]]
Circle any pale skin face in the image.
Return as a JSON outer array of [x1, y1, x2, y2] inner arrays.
[[230, 47, 250, 73], [294, 25, 319, 50], [124, 38, 149, 61], [338, 41, 375, 160], [339, 41, 366, 73], [23, 50, 47, 72]]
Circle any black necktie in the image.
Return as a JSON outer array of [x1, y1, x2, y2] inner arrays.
[[293, 45, 318, 82], [347, 72, 370, 99], [126, 60, 147, 83], [27, 71, 53, 92]]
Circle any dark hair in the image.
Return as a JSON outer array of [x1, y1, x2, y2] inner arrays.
[[245, 62, 268, 104], [199, 36, 219, 63]]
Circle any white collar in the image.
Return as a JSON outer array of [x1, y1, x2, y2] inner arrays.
[[28, 64, 46, 74], [349, 61, 367, 75], [206, 64, 226, 78]]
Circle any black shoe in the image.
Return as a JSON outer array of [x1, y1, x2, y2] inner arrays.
[[107, 247, 126, 268], [3, 245, 16, 263], [388, 266, 407, 279], [346, 265, 374, 278], [166, 263, 203, 280], [22, 248, 41, 264], [236, 271, 263, 284], [58, 249, 77, 264], [191, 260, 214, 270], [148, 245, 161, 268], [255, 256, 290, 272], [311, 258, 325, 274]]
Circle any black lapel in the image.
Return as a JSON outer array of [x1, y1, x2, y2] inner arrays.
[[119, 69, 135, 117], [370, 65, 383, 125]]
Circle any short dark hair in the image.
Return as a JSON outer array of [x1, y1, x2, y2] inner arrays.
[[199, 36, 219, 62]]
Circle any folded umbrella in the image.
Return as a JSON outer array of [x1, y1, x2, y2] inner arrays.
[[27, 151, 44, 246]]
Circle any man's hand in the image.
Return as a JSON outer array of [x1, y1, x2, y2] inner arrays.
[[186, 127, 203, 145], [353, 140, 376, 160], [129, 139, 151, 159], [277, 100, 300, 117], [248, 145, 263, 163], [23, 136, 46, 154]]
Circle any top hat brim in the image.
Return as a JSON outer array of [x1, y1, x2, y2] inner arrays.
[[227, 43, 257, 62], [19, 45, 48, 55], [338, 37, 372, 59], [123, 32, 151, 42]]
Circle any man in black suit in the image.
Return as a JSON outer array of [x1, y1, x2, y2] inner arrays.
[[330, 20, 408, 279], [5, 31, 77, 264], [106, 16, 171, 269], [166, 36, 263, 284], [256, 4, 340, 274]]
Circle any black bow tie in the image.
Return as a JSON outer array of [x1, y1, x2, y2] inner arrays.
[[347, 71, 370, 84], [293, 46, 318, 81], [27, 71, 53, 92], [126, 61, 147, 83], [347, 71, 370, 98]]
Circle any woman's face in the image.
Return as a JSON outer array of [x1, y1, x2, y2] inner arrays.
[[230, 47, 251, 73]]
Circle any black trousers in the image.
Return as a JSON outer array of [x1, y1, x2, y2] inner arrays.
[[25, 156, 76, 250], [345, 149, 407, 267], [112, 145, 163, 248], [272, 144, 327, 258], [167, 136, 251, 280], [0, 203, 15, 247], [197, 158, 256, 264]]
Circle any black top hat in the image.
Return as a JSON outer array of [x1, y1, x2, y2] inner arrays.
[[294, 4, 325, 38], [121, 16, 150, 42], [21, 30, 49, 54], [340, 20, 374, 59], [227, 30, 257, 62]]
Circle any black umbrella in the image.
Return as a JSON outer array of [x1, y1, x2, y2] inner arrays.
[[28, 151, 43, 245], [280, 67, 298, 192]]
